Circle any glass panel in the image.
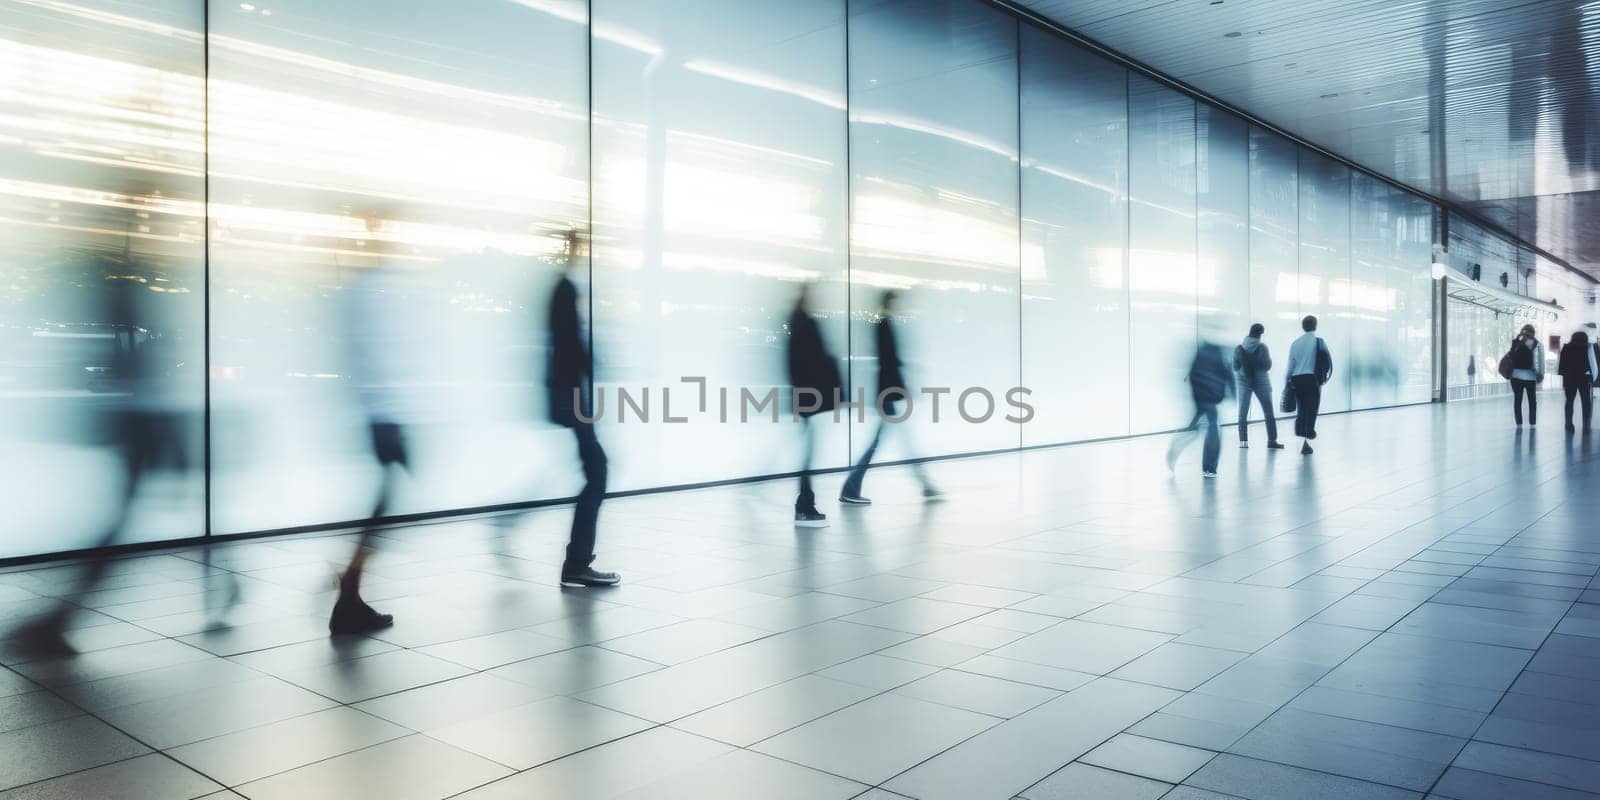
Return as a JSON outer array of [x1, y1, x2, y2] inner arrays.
[[206, 0, 589, 532], [1019, 27, 1127, 445], [1196, 105, 1250, 424], [590, 0, 849, 489], [1297, 149, 1350, 414], [1249, 127, 1298, 344], [848, 0, 1020, 456], [0, 0, 205, 558], [1127, 75, 1196, 434]]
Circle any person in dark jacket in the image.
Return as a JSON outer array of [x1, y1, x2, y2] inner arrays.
[[839, 291, 938, 505], [1167, 339, 1234, 477], [1233, 323, 1282, 450], [1557, 330, 1596, 433], [786, 282, 841, 527], [546, 230, 618, 587], [1507, 324, 1544, 427]]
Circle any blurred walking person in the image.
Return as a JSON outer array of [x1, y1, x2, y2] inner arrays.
[[1167, 337, 1234, 478], [547, 230, 619, 588], [787, 283, 841, 527], [1286, 315, 1333, 455], [1234, 323, 1281, 450], [1505, 324, 1544, 427], [1558, 330, 1595, 433], [839, 291, 938, 505], [328, 214, 414, 635]]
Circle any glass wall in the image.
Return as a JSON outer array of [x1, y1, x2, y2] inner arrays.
[[0, 0, 1450, 559], [1127, 76, 1197, 434], [848, 0, 1020, 456], [206, 0, 590, 533], [591, 0, 849, 489], [0, 0, 205, 559], [1019, 28, 1128, 445]]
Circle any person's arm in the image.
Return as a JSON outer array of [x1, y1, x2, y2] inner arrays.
[[1232, 346, 1242, 372], [1259, 345, 1272, 372], [1589, 345, 1597, 381]]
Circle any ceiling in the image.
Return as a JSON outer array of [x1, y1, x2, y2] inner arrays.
[[1010, 0, 1600, 279]]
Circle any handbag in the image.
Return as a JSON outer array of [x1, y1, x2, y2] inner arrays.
[[1497, 352, 1515, 381], [1279, 378, 1297, 414]]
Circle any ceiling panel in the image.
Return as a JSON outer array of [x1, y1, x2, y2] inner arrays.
[[1010, 0, 1600, 277]]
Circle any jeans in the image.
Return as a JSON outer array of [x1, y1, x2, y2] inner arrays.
[[563, 420, 607, 574], [1291, 375, 1321, 439], [841, 417, 931, 497], [1236, 377, 1278, 443], [1512, 378, 1538, 425], [1564, 379, 1593, 430], [1169, 402, 1221, 472]]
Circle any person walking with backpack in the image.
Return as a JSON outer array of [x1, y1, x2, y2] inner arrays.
[[1233, 323, 1282, 450], [1286, 315, 1333, 455], [1505, 324, 1544, 427], [1167, 338, 1234, 477], [1557, 330, 1595, 433]]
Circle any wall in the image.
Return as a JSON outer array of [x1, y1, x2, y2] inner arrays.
[[0, 0, 1438, 559]]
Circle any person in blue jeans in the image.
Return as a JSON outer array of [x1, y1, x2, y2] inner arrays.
[[1168, 338, 1234, 478], [839, 290, 939, 505], [1233, 323, 1282, 450]]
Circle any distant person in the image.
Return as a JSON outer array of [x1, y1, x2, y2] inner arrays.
[[1167, 338, 1234, 478], [1557, 330, 1595, 432], [1286, 315, 1332, 455], [839, 290, 938, 504], [547, 230, 619, 588], [1233, 323, 1281, 450], [786, 282, 841, 527], [1506, 324, 1543, 427], [1466, 357, 1476, 385]]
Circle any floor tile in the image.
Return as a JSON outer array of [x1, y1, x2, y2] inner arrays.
[[0, 715, 150, 791], [1079, 733, 1215, 784], [352, 673, 552, 731], [165, 706, 407, 787], [893, 669, 1059, 718], [671, 674, 877, 746], [753, 692, 996, 784], [1019, 762, 1172, 800], [0, 753, 221, 800], [430, 696, 653, 769], [234, 734, 511, 800]]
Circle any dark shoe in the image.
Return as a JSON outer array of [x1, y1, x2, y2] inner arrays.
[[1301, 442, 1314, 455], [11, 617, 75, 658], [561, 567, 621, 588], [794, 509, 828, 528], [1266, 441, 1285, 450], [838, 494, 872, 505], [922, 485, 945, 501], [329, 592, 393, 635], [1568, 424, 1577, 432]]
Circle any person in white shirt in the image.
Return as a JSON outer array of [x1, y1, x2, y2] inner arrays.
[[1286, 315, 1332, 455], [1557, 330, 1596, 432], [1507, 324, 1544, 427]]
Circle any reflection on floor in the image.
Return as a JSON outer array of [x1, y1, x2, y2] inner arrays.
[[1, 397, 1598, 800]]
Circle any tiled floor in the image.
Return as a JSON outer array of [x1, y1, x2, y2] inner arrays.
[[1, 397, 1598, 799]]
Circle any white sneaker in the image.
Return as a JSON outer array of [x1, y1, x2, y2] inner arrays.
[[1239, 441, 1249, 449], [1202, 470, 1218, 478]]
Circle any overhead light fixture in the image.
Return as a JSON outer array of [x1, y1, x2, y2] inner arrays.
[[1431, 262, 1447, 280]]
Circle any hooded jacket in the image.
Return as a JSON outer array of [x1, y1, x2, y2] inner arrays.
[[1233, 337, 1272, 383]]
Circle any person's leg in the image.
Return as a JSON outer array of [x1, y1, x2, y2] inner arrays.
[[1584, 379, 1595, 431], [840, 420, 883, 500], [330, 423, 401, 634], [1236, 380, 1251, 443], [1512, 380, 1525, 425], [796, 416, 817, 514], [1292, 376, 1311, 439], [1167, 407, 1204, 471], [1201, 403, 1220, 474], [1529, 380, 1538, 425], [563, 421, 606, 576], [1305, 381, 1321, 438], [1257, 381, 1280, 445], [1566, 383, 1578, 429]]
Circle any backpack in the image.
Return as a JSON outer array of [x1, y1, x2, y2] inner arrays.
[[1235, 345, 1258, 376], [1511, 339, 1534, 371], [1190, 346, 1229, 404]]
